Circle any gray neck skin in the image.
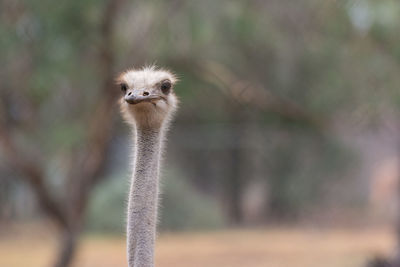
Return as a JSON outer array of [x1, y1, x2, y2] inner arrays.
[[127, 126, 164, 267]]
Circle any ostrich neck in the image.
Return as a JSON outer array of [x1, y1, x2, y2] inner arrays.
[[128, 126, 164, 267]]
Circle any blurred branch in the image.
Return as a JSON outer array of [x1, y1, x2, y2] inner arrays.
[[197, 60, 323, 129], [84, 0, 125, 178], [0, 0, 125, 230], [68, 0, 125, 220], [0, 111, 68, 229]]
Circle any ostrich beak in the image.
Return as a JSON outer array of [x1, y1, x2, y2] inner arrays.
[[125, 89, 161, 105]]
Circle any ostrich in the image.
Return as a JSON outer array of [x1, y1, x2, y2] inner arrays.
[[117, 66, 178, 267]]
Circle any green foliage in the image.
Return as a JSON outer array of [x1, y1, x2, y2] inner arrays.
[[86, 173, 127, 234], [86, 169, 226, 233], [159, 170, 226, 231]]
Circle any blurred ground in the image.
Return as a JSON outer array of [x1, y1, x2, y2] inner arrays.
[[0, 224, 394, 267]]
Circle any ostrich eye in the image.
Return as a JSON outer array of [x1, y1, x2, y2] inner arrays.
[[120, 84, 128, 93], [160, 80, 171, 94]]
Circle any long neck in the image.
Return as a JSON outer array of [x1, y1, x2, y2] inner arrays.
[[127, 126, 164, 267]]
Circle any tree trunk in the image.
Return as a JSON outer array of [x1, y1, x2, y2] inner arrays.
[[227, 145, 243, 224], [226, 107, 245, 225], [53, 229, 79, 267]]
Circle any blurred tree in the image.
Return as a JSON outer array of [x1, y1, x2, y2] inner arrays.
[[0, 0, 126, 266], [3, 0, 400, 265]]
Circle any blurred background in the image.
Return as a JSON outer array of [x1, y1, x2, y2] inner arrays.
[[1, 0, 400, 266]]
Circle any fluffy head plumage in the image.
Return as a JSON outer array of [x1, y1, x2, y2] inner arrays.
[[117, 66, 178, 129]]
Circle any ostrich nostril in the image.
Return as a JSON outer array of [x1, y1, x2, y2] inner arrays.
[[143, 91, 149, 96], [127, 92, 132, 96]]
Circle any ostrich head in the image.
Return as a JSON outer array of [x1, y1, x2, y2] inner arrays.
[[118, 66, 178, 129]]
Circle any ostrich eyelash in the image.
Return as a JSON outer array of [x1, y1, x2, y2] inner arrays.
[[160, 80, 172, 94], [120, 83, 128, 92]]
